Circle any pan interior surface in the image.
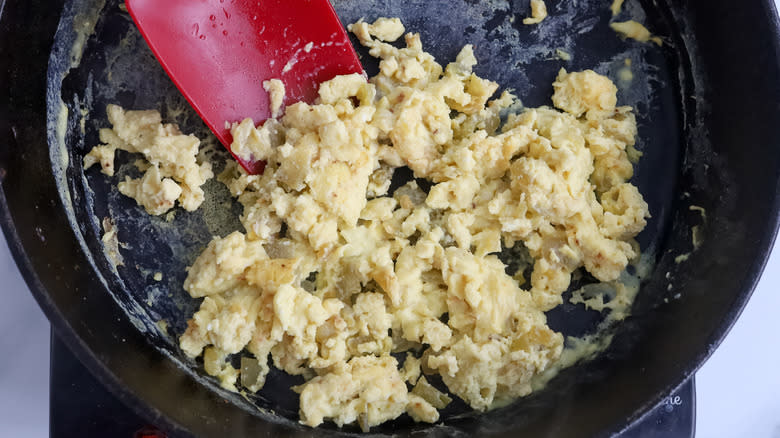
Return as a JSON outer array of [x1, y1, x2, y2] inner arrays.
[[21, 0, 778, 436]]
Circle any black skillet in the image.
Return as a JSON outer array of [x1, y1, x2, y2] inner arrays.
[[1, 0, 780, 436]]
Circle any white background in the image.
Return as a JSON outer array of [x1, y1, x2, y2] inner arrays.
[[1, 3, 780, 437]]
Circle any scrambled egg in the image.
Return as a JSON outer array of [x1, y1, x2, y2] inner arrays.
[[87, 17, 649, 432], [84, 105, 213, 215], [610, 20, 663, 46], [611, 0, 625, 16], [523, 0, 548, 25]]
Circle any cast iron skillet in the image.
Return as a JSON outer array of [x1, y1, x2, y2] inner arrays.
[[2, 0, 780, 436]]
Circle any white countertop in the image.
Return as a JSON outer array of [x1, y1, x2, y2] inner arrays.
[[696, 239, 780, 438], [2, 3, 780, 436], [0, 235, 49, 435]]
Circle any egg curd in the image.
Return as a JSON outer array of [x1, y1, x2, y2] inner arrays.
[[86, 17, 649, 431]]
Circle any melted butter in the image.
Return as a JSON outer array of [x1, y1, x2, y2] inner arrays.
[[56, 103, 69, 167], [691, 225, 703, 249], [535, 247, 655, 390], [674, 253, 690, 264], [689, 205, 707, 222], [674, 205, 707, 264], [532, 332, 615, 392], [79, 107, 88, 134], [617, 58, 634, 85], [55, 103, 73, 209], [68, 0, 106, 67]]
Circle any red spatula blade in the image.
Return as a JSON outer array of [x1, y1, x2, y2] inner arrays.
[[125, 0, 364, 174]]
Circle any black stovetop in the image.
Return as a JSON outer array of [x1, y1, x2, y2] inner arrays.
[[50, 333, 695, 437]]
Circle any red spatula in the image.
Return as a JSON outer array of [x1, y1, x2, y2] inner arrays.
[[125, 0, 364, 174]]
